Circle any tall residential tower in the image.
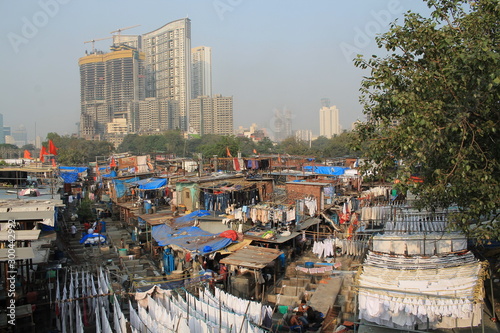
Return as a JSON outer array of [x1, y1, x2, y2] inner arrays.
[[191, 46, 212, 99], [142, 18, 191, 131], [189, 95, 233, 135], [79, 45, 145, 141], [319, 102, 341, 138]]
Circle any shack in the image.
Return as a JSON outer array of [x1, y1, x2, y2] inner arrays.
[[220, 245, 283, 301]]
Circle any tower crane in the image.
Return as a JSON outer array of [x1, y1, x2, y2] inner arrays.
[[84, 36, 112, 53], [110, 24, 141, 45]]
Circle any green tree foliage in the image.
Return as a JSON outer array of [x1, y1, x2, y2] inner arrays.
[[276, 137, 311, 155], [77, 197, 94, 222], [46, 133, 114, 165], [0, 144, 20, 159], [196, 135, 241, 158], [311, 133, 363, 158], [118, 131, 185, 156], [256, 137, 275, 154], [21, 144, 35, 151], [353, 0, 500, 239]]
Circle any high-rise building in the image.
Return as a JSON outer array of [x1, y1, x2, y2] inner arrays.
[[12, 124, 28, 147], [213, 95, 233, 136], [295, 129, 313, 143], [79, 45, 146, 140], [319, 104, 341, 138], [0, 114, 4, 144], [191, 46, 212, 99], [130, 98, 178, 133], [272, 108, 293, 142], [189, 95, 233, 135], [142, 18, 191, 131], [321, 98, 331, 108]]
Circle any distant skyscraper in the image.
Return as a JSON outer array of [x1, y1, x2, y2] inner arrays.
[[79, 45, 145, 140], [319, 104, 341, 138], [12, 124, 28, 147], [0, 114, 4, 144], [130, 98, 178, 133], [142, 18, 191, 131], [295, 129, 313, 142], [191, 46, 212, 99], [189, 95, 233, 135], [272, 108, 293, 142]]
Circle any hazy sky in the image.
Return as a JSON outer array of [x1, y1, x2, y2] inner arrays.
[[0, 0, 431, 142]]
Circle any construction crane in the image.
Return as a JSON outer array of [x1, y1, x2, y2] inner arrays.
[[84, 36, 112, 53], [110, 24, 141, 45]]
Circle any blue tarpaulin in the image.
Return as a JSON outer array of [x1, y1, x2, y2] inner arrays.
[[112, 179, 127, 198], [59, 166, 88, 183], [173, 210, 211, 224], [303, 166, 347, 176], [151, 225, 232, 254], [111, 177, 141, 198], [60, 172, 79, 183], [138, 178, 167, 190], [59, 166, 88, 173], [79, 233, 107, 244], [102, 170, 117, 178], [150, 210, 228, 253]]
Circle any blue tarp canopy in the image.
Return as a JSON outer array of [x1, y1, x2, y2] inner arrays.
[[173, 210, 211, 224], [60, 172, 79, 183], [102, 170, 117, 178], [152, 225, 232, 254], [150, 210, 230, 253], [59, 166, 88, 173], [111, 177, 146, 198], [136, 178, 167, 190], [303, 166, 347, 176], [112, 179, 127, 198]]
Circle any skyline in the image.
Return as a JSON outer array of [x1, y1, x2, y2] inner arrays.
[[0, 0, 431, 142]]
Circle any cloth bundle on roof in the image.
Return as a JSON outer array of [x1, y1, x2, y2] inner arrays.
[[303, 166, 347, 175]]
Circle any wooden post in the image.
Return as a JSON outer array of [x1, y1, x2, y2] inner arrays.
[[239, 301, 251, 333]]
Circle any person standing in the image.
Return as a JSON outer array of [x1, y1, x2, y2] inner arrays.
[[70, 223, 77, 238]]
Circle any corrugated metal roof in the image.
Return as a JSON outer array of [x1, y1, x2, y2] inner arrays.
[[219, 245, 283, 269], [0, 230, 40, 241], [218, 239, 253, 255]]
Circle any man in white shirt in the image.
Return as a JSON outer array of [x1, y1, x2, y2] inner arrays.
[[71, 223, 77, 238]]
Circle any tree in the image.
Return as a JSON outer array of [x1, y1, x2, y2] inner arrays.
[[276, 137, 311, 156], [45, 134, 114, 165], [196, 135, 241, 158], [118, 131, 186, 156], [21, 144, 35, 151], [353, 0, 500, 239], [256, 137, 275, 154]]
